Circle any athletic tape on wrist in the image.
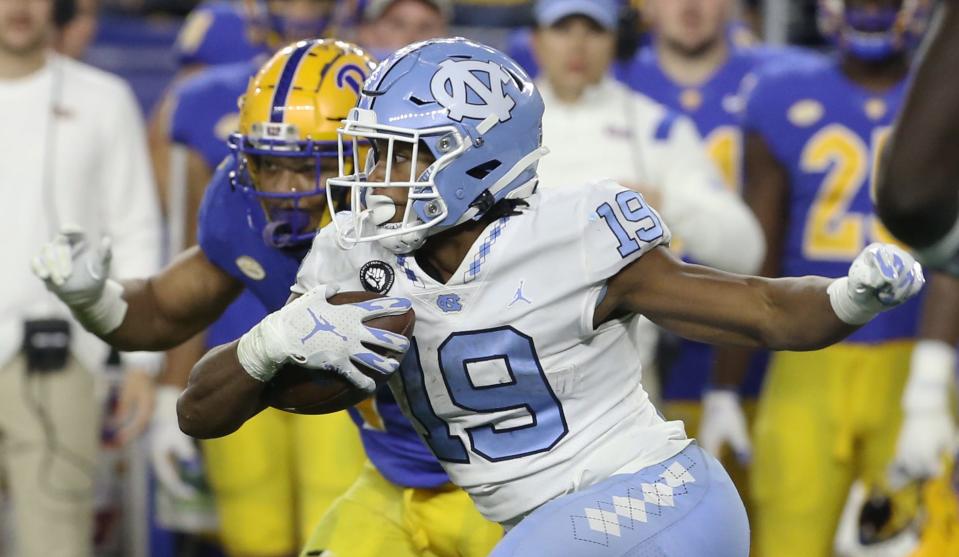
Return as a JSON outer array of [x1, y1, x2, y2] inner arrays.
[[72, 279, 128, 335], [827, 277, 877, 325], [237, 324, 279, 383]]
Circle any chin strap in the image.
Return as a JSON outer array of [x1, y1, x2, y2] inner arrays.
[[262, 208, 312, 248]]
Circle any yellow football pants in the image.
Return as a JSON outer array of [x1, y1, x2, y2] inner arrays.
[[911, 456, 959, 557], [751, 341, 912, 557], [201, 408, 365, 556], [302, 461, 503, 557]]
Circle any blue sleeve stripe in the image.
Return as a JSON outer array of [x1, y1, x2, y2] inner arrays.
[[270, 42, 313, 123], [654, 111, 679, 141]]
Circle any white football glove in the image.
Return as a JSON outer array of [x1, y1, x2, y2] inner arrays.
[[150, 386, 201, 499], [31, 229, 128, 335], [828, 243, 925, 325], [889, 340, 957, 487], [698, 390, 752, 465], [237, 285, 412, 392]]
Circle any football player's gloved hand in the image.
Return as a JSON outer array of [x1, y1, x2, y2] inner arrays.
[[698, 389, 752, 465], [828, 243, 925, 325], [889, 340, 957, 487], [31, 229, 128, 335], [150, 386, 201, 499], [237, 285, 412, 392]]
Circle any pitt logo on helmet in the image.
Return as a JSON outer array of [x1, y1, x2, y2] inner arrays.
[[229, 39, 376, 248]]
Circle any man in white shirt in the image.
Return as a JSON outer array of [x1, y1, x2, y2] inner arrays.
[[0, 0, 162, 554], [531, 0, 765, 398]]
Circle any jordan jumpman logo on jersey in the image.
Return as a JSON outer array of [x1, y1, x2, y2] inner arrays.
[[508, 280, 532, 307]]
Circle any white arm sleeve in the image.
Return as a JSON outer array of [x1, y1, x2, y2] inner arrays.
[[648, 116, 765, 274]]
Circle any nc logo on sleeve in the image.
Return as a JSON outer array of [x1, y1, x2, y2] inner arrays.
[[430, 60, 516, 123]]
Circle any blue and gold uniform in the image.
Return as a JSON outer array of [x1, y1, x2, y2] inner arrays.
[[170, 66, 270, 373], [199, 41, 500, 557], [197, 157, 365, 557], [168, 35, 305, 556], [742, 53, 922, 557]]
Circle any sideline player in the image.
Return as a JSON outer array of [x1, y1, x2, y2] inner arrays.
[[36, 39, 502, 557], [175, 38, 922, 556], [739, 1, 930, 555]]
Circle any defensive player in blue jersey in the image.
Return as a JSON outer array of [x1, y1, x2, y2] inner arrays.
[[146, 2, 364, 555], [36, 39, 501, 557], [739, 1, 935, 555], [160, 38, 924, 556], [152, 2, 460, 555]]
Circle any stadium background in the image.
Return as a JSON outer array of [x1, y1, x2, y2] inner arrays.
[[0, 1, 922, 556]]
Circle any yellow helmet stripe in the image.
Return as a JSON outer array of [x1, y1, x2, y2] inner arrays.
[[270, 42, 314, 123]]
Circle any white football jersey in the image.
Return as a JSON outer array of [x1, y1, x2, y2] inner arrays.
[[294, 180, 690, 523]]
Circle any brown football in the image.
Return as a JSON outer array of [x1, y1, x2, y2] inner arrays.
[[263, 291, 414, 415]]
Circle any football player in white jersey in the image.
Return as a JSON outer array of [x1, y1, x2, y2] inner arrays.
[[63, 39, 922, 556]]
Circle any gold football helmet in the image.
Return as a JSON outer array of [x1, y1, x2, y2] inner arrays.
[[230, 39, 375, 247]]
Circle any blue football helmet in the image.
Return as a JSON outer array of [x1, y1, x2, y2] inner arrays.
[[327, 37, 548, 254], [818, 0, 930, 61]]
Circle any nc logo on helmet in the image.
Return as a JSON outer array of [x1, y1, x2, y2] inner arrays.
[[430, 59, 516, 123]]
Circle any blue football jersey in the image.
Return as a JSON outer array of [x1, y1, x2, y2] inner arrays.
[[171, 60, 259, 170], [743, 54, 921, 343], [197, 157, 450, 488], [619, 45, 804, 191]]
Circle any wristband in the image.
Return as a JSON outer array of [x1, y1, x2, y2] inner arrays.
[[827, 277, 878, 325], [236, 320, 281, 383], [70, 279, 128, 335]]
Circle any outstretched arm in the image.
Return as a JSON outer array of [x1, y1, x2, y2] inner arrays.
[[34, 234, 243, 352], [597, 244, 922, 351], [110, 247, 242, 350]]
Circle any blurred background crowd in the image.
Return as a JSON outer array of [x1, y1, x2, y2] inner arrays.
[[2, 0, 957, 556]]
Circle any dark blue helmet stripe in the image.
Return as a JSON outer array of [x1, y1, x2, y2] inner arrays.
[[270, 42, 312, 123]]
